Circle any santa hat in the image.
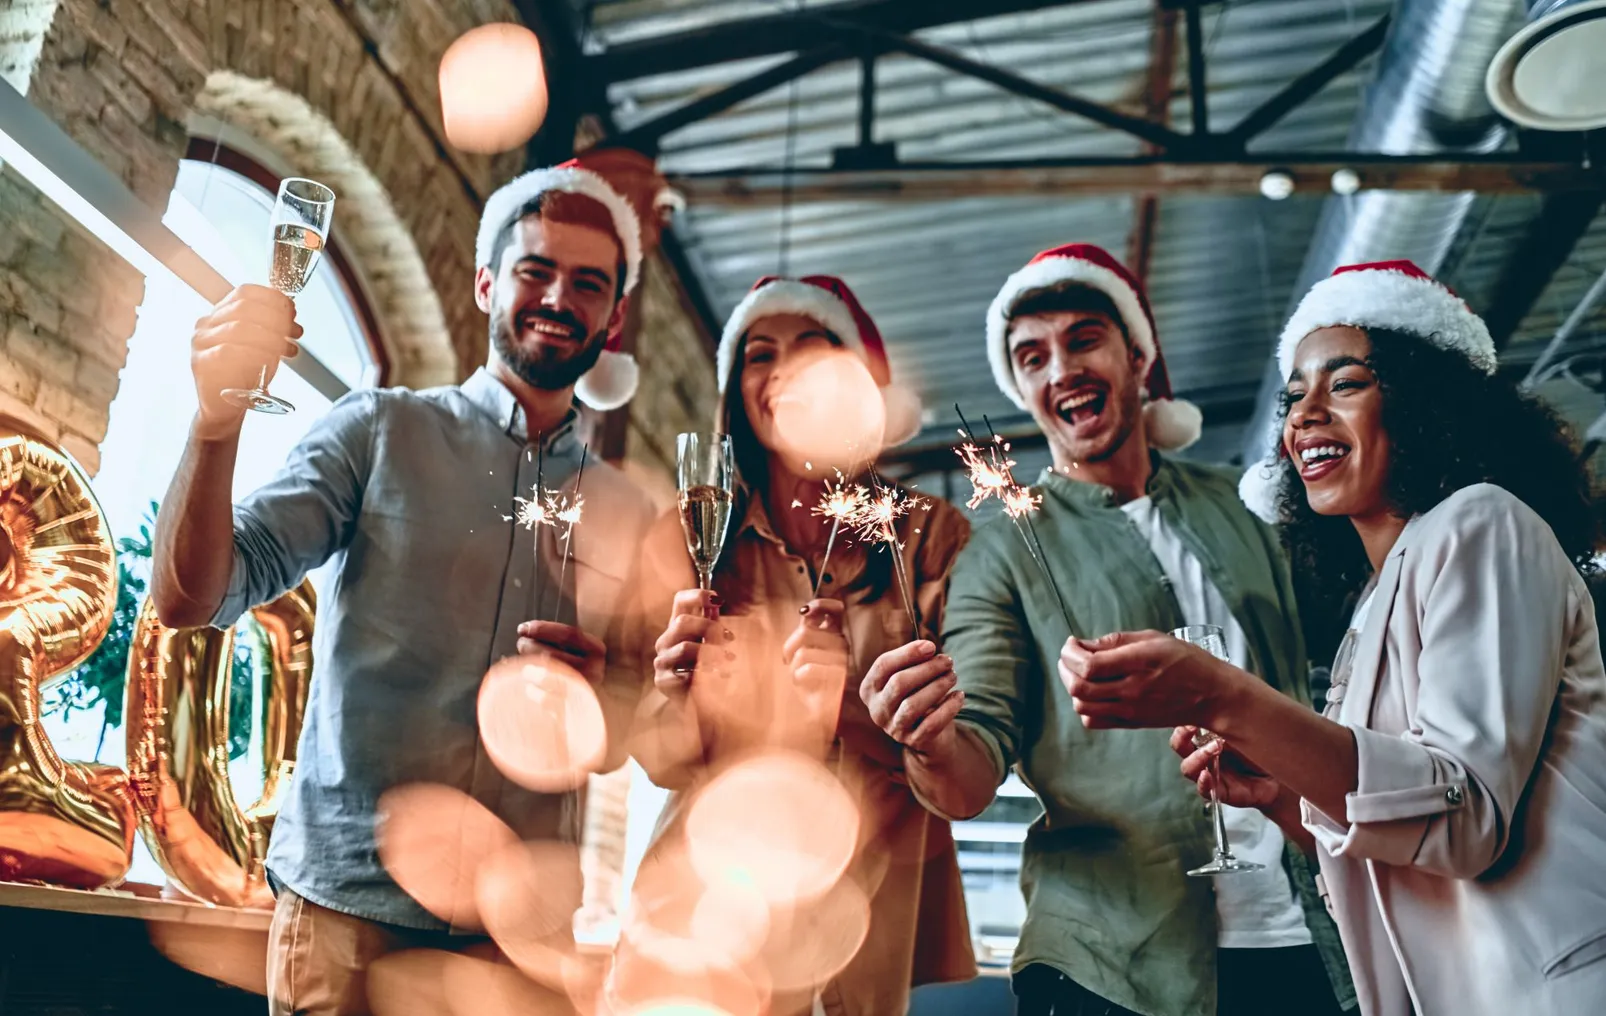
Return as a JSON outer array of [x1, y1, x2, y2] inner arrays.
[[985, 243, 1202, 451], [476, 147, 682, 411], [1238, 260, 1498, 523], [716, 275, 923, 446]]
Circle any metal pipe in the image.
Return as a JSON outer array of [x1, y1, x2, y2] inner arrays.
[[1241, 0, 1526, 462]]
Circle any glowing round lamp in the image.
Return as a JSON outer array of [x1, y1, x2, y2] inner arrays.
[[440, 24, 550, 154]]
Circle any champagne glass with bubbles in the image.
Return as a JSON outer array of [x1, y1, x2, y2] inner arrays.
[[221, 177, 335, 415], [1172, 624, 1265, 877], [676, 433, 735, 590]]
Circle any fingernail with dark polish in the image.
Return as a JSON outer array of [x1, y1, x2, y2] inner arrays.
[[725, 650, 737, 662], [723, 627, 734, 642], [709, 593, 722, 605]]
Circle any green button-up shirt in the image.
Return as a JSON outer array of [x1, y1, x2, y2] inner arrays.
[[940, 456, 1355, 1016]]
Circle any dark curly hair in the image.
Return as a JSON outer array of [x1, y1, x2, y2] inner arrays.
[[1265, 328, 1600, 663]]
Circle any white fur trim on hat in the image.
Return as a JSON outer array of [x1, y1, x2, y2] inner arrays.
[[985, 257, 1157, 409], [476, 166, 644, 294], [1144, 398, 1202, 452], [881, 383, 923, 447], [715, 280, 865, 391], [1238, 456, 1284, 525], [1278, 269, 1496, 379], [574, 350, 639, 411]]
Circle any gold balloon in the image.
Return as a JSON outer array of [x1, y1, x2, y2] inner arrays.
[[0, 414, 136, 888], [125, 580, 314, 908]]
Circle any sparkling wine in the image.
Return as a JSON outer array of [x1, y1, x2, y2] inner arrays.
[[678, 484, 733, 581], [269, 223, 324, 294]]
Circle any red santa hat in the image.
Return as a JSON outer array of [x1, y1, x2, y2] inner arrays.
[[985, 243, 1202, 451], [476, 147, 682, 411], [1238, 260, 1498, 522], [716, 275, 923, 447]]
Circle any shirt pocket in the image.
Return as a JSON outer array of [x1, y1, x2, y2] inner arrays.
[[1544, 926, 1606, 980], [571, 534, 631, 636]]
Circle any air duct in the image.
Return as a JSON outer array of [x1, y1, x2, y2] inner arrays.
[[1241, 0, 1526, 462]]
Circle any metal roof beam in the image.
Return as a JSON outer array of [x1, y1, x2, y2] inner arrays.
[[1224, 15, 1390, 150], [590, 0, 1075, 83], [870, 29, 1197, 152], [602, 44, 851, 153], [671, 155, 1605, 205]]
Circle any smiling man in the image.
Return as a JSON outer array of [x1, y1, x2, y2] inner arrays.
[[859, 245, 1355, 1016], [151, 148, 668, 1015]]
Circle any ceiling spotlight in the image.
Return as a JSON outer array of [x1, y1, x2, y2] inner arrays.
[[1331, 168, 1361, 196], [1259, 170, 1295, 201]]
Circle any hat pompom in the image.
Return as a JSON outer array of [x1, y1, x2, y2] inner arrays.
[[1144, 398, 1202, 452], [1238, 456, 1285, 525], [574, 350, 639, 411], [881, 383, 924, 447]]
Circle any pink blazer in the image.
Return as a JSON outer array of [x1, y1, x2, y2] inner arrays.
[[1302, 484, 1606, 1016]]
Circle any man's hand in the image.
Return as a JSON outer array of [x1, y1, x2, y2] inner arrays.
[[1171, 726, 1282, 809], [517, 620, 606, 686], [860, 640, 964, 755], [191, 285, 302, 436], [1059, 630, 1240, 731], [650, 589, 728, 700]]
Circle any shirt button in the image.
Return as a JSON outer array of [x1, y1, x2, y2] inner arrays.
[[822, 572, 833, 584], [1446, 785, 1464, 806]]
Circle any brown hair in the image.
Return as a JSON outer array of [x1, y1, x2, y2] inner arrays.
[[1007, 281, 1130, 343]]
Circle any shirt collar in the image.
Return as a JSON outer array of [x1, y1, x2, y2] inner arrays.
[[460, 367, 580, 447], [1037, 451, 1172, 508]]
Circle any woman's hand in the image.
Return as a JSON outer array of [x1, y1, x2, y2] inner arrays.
[[1171, 726, 1283, 809], [651, 589, 731, 700], [1059, 630, 1245, 730], [782, 598, 849, 698]]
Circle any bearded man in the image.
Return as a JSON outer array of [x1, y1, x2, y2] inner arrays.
[[151, 149, 667, 1016]]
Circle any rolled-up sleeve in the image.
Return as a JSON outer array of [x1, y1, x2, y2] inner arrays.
[[210, 390, 377, 627], [1319, 492, 1570, 877], [937, 526, 1034, 798]]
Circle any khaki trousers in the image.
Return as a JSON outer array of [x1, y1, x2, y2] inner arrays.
[[267, 888, 571, 1016]]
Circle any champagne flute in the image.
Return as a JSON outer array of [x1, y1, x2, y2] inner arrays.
[[676, 433, 735, 591], [1171, 624, 1265, 877], [221, 178, 336, 415]]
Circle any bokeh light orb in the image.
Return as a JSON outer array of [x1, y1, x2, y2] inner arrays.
[[375, 784, 518, 930], [478, 655, 607, 792], [768, 347, 886, 474], [684, 751, 859, 905], [440, 24, 549, 154]]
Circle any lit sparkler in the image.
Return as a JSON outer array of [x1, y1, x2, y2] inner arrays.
[[549, 444, 588, 621], [954, 404, 1072, 627], [846, 478, 926, 640], [806, 476, 867, 602]]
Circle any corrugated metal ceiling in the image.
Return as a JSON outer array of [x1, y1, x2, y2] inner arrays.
[[582, 0, 1605, 458]]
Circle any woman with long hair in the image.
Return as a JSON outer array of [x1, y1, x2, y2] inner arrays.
[[619, 276, 975, 1015], [1059, 261, 1606, 1015]]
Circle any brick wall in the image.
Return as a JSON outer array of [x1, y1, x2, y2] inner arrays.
[[0, 0, 717, 480]]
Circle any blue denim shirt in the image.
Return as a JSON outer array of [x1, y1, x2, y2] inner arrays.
[[213, 368, 654, 929]]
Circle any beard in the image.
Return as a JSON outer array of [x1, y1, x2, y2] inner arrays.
[[489, 303, 609, 392]]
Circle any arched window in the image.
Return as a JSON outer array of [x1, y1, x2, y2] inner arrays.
[[42, 139, 386, 883]]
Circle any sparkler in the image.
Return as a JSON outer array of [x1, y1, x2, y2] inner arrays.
[[847, 477, 927, 640], [807, 475, 868, 601], [954, 405, 1073, 628], [549, 444, 588, 622]]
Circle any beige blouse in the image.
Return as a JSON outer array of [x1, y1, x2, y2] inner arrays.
[[625, 481, 977, 1016]]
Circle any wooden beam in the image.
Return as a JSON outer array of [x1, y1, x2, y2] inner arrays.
[[1128, 2, 1179, 282], [590, 0, 1077, 83], [673, 157, 1605, 205]]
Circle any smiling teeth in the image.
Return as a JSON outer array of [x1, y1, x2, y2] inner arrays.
[[1300, 445, 1348, 463], [1059, 392, 1100, 410]]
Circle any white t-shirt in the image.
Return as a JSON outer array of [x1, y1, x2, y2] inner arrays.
[[1119, 496, 1313, 950]]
